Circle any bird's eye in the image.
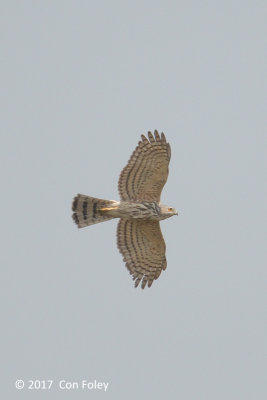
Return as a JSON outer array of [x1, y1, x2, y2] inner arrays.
[[168, 207, 173, 211]]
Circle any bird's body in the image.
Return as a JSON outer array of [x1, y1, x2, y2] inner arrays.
[[72, 130, 177, 289], [73, 195, 177, 224], [107, 200, 177, 221]]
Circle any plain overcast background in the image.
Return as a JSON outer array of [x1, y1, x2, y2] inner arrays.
[[1, 1, 266, 399]]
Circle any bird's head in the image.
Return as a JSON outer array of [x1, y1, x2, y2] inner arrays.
[[159, 204, 178, 219]]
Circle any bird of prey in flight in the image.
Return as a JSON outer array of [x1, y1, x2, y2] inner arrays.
[[72, 130, 177, 289]]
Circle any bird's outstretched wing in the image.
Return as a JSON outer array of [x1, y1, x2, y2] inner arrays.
[[117, 219, 167, 289], [118, 130, 171, 202]]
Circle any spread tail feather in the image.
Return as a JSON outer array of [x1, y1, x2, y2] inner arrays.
[[72, 194, 116, 228]]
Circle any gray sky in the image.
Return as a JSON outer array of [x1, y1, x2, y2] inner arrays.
[[1, 1, 266, 399]]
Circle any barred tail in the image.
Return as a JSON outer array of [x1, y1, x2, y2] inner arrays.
[[72, 194, 115, 228]]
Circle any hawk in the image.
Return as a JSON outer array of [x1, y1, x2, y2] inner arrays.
[[72, 130, 177, 289]]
